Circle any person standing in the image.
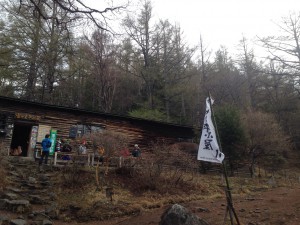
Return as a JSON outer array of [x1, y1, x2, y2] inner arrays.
[[132, 144, 141, 157], [39, 134, 52, 166]]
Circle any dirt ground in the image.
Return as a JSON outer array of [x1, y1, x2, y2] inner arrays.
[[53, 184, 300, 225], [2, 154, 300, 225]]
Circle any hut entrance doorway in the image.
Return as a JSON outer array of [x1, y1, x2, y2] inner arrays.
[[10, 122, 34, 157]]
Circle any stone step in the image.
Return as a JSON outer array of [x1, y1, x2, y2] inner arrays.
[[0, 199, 32, 213], [1, 157, 60, 224], [1, 192, 19, 200], [0, 214, 54, 225]]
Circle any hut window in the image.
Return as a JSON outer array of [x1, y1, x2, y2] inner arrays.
[[90, 125, 104, 133], [71, 124, 104, 138]]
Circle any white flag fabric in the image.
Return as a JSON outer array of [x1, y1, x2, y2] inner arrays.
[[197, 97, 225, 163]]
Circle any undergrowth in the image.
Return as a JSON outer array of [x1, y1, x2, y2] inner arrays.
[[51, 139, 300, 222]]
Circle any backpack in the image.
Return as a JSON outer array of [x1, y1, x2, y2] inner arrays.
[[46, 140, 52, 148], [42, 139, 52, 149]]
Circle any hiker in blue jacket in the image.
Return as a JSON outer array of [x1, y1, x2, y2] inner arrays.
[[39, 134, 52, 166]]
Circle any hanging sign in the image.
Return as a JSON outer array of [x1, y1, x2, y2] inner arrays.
[[15, 113, 41, 121]]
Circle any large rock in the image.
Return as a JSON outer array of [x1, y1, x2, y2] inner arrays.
[[159, 204, 210, 225]]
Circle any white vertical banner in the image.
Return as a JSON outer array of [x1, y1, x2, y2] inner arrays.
[[197, 97, 225, 163]]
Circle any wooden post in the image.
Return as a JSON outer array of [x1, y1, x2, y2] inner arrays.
[[91, 153, 95, 166], [87, 153, 90, 166], [54, 152, 57, 166], [208, 94, 240, 225]]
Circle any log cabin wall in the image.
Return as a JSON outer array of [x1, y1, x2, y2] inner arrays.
[[0, 96, 196, 156]]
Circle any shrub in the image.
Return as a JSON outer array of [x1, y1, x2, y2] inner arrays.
[[60, 165, 94, 188], [121, 140, 199, 194], [87, 130, 129, 157], [242, 110, 291, 175], [215, 105, 247, 175]]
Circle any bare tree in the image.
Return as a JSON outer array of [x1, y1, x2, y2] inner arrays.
[[122, 0, 156, 108], [237, 36, 261, 109], [40, 0, 74, 102], [198, 35, 213, 86], [258, 14, 300, 150], [155, 20, 195, 122], [84, 29, 119, 113], [259, 12, 300, 97], [18, 0, 126, 31], [243, 110, 291, 176], [206, 46, 245, 107], [123, 1, 195, 123], [195, 35, 213, 124]]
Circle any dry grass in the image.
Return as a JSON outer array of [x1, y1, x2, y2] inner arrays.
[[55, 166, 246, 221], [1, 137, 299, 223], [0, 153, 298, 223], [53, 147, 300, 222], [55, 165, 300, 223]]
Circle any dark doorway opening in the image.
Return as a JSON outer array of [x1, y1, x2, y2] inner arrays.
[[10, 122, 33, 157]]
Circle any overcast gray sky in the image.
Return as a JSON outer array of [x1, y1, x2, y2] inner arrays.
[[151, 0, 300, 53], [84, 0, 300, 55]]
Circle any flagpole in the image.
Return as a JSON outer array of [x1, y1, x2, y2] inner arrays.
[[207, 93, 240, 225]]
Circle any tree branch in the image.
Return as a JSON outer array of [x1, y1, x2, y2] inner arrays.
[[20, 0, 127, 31]]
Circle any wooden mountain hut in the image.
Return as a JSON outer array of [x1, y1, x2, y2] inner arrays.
[[0, 96, 196, 158]]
